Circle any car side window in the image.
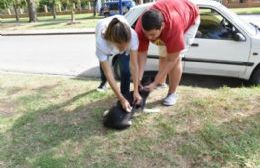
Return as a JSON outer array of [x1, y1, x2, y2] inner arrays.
[[196, 8, 237, 40]]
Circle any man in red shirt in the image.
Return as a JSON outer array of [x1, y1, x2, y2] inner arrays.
[[135, 0, 200, 106]]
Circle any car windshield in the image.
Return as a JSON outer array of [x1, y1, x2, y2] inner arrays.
[[220, 5, 257, 35]]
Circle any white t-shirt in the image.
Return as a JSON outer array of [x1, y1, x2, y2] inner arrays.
[[95, 15, 139, 62]]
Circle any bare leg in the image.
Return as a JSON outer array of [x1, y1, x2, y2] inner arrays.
[[168, 57, 182, 94], [158, 57, 167, 84]]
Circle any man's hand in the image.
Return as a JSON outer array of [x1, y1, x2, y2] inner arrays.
[[120, 98, 132, 112], [144, 82, 157, 92], [133, 92, 142, 105], [138, 81, 144, 90]]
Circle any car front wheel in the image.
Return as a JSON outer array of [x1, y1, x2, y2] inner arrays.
[[250, 66, 260, 85]]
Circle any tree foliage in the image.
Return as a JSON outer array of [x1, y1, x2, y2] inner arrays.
[[0, 0, 13, 9]]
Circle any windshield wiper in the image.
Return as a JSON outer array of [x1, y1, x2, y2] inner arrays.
[[250, 22, 260, 31]]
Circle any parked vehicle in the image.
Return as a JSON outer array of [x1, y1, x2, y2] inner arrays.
[[99, 0, 136, 17], [111, 0, 260, 84]]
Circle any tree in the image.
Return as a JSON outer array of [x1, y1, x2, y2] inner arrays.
[[13, 0, 26, 22], [51, 0, 57, 19], [26, 0, 37, 22], [93, 0, 101, 16], [0, 0, 13, 13]]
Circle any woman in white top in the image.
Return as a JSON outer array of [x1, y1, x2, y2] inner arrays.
[[95, 15, 141, 112]]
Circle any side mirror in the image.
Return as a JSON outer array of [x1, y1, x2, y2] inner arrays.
[[233, 32, 246, 41]]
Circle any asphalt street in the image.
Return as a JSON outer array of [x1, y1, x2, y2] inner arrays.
[[0, 14, 259, 77], [0, 34, 100, 77]]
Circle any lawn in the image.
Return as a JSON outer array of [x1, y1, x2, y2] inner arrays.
[[0, 72, 259, 167], [1, 7, 260, 31], [0, 13, 101, 31]]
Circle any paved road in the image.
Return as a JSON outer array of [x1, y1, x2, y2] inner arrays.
[[0, 14, 259, 78], [0, 34, 100, 77]]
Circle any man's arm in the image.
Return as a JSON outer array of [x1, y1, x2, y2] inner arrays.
[[130, 50, 142, 104], [154, 51, 181, 85], [144, 51, 181, 91], [100, 61, 132, 112], [137, 51, 148, 82]]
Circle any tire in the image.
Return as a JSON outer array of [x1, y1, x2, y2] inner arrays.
[[113, 58, 121, 80], [250, 67, 260, 85], [104, 12, 110, 17]]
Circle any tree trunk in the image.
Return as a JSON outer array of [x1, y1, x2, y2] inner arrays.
[[13, 4, 20, 22], [71, 10, 75, 23], [52, 0, 57, 20], [77, 0, 82, 11], [7, 8, 12, 15], [26, 0, 37, 22], [71, 3, 76, 23], [93, 0, 97, 16]]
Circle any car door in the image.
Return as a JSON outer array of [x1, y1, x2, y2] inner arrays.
[[184, 7, 251, 78]]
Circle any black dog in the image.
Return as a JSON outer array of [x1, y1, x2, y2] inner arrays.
[[103, 89, 150, 130], [103, 77, 152, 130]]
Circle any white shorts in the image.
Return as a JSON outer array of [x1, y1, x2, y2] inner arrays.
[[158, 16, 200, 58]]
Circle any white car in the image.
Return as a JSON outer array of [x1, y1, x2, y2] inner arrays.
[[111, 0, 260, 84]]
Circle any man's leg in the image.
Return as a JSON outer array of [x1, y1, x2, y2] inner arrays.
[[157, 57, 168, 88], [162, 57, 182, 106], [163, 17, 200, 106], [168, 57, 182, 94], [118, 53, 131, 97]]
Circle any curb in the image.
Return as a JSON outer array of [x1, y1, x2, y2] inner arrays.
[[1, 32, 95, 36], [1, 29, 95, 36]]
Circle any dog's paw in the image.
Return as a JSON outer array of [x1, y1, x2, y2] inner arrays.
[[128, 120, 132, 125], [103, 110, 109, 117]]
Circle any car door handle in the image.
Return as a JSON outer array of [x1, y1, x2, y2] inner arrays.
[[191, 43, 199, 47]]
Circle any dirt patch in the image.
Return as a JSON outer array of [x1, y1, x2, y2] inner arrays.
[[0, 99, 16, 117]]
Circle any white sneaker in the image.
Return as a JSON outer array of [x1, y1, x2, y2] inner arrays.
[[96, 84, 107, 92], [162, 93, 177, 106]]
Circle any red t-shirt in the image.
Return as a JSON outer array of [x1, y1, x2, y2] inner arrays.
[[135, 0, 199, 53]]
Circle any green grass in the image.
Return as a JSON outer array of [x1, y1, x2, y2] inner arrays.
[[0, 73, 259, 167], [231, 7, 260, 15], [0, 13, 102, 30], [1, 7, 260, 31]]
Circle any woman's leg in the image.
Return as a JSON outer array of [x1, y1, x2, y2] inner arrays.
[[118, 53, 131, 97]]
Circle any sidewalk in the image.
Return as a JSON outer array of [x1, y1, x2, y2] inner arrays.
[[0, 28, 99, 77], [1, 28, 95, 36]]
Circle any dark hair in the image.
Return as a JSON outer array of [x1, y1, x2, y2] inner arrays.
[[104, 18, 131, 44], [142, 9, 163, 31]]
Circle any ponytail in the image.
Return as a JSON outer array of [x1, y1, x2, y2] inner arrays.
[[104, 18, 131, 44]]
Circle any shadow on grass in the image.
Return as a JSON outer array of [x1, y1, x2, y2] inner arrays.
[[31, 21, 64, 28], [143, 71, 248, 89], [1, 77, 259, 167], [0, 89, 115, 167], [180, 74, 248, 89]]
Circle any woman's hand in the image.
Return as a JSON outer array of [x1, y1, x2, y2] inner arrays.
[[120, 97, 132, 112]]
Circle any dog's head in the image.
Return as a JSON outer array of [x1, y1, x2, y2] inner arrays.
[[103, 106, 133, 130], [103, 76, 153, 130]]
